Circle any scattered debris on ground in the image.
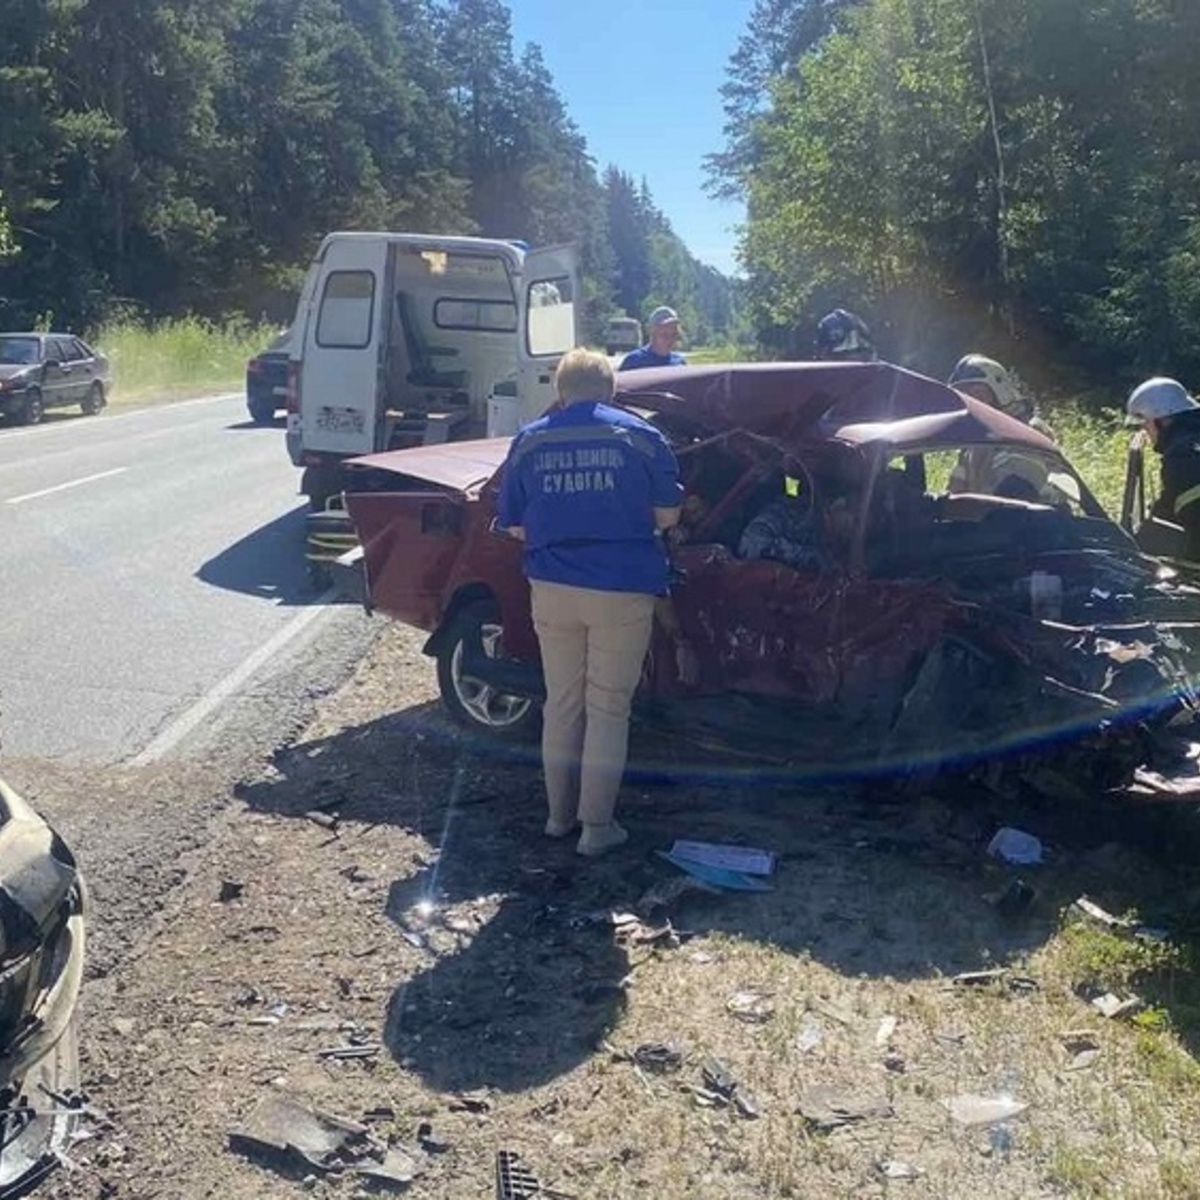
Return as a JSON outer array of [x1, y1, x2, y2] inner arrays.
[[26, 624, 1200, 1198]]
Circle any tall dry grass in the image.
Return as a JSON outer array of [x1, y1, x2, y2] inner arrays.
[[90, 316, 283, 407]]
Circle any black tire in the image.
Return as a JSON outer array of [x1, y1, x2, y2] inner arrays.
[[248, 397, 276, 425], [435, 601, 540, 741], [302, 463, 344, 513], [20, 388, 44, 425], [307, 560, 333, 593], [81, 382, 105, 416]]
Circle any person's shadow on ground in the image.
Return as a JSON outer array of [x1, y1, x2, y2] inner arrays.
[[378, 812, 638, 1094]]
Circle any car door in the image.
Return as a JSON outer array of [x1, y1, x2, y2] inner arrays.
[[57, 337, 92, 404], [1119, 429, 1188, 557], [296, 236, 389, 458], [515, 244, 582, 428], [40, 338, 73, 408], [68, 337, 99, 396], [667, 543, 848, 703]]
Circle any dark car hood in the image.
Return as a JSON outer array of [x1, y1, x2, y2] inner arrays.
[[0, 364, 36, 381]]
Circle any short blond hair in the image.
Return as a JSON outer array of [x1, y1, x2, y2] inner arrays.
[[555, 347, 615, 404]]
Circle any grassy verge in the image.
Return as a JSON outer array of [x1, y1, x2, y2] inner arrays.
[[91, 317, 282, 410], [1045, 398, 1133, 521], [687, 342, 760, 365]]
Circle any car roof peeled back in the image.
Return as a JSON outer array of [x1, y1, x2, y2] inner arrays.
[[614, 361, 1054, 455]]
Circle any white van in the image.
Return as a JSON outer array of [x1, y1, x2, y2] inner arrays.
[[605, 315, 642, 356], [285, 232, 581, 507]]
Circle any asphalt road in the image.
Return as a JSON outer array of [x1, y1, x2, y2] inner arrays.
[[0, 395, 341, 764]]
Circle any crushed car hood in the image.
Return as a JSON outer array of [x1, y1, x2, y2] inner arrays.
[[0, 778, 87, 1198]]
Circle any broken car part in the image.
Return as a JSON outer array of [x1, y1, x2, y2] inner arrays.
[[0, 779, 88, 1199]]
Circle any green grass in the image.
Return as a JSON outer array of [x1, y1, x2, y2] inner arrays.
[[1045, 398, 1134, 519], [685, 341, 756, 365], [90, 316, 282, 409], [1053, 918, 1182, 994]]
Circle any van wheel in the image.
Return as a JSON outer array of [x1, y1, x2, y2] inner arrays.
[[21, 389, 44, 425], [435, 601, 539, 740], [81, 383, 105, 416], [248, 397, 276, 425]]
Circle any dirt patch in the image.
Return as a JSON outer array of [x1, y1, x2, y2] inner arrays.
[[35, 624, 1200, 1199]]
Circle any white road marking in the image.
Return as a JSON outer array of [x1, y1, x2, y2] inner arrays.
[[6, 467, 128, 504], [129, 593, 335, 766]]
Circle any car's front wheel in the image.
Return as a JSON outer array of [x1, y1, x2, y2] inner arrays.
[[81, 382, 105, 416], [20, 388, 44, 425], [435, 601, 539, 740]]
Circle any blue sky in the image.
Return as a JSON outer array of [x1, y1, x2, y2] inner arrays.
[[506, 0, 753, 277]]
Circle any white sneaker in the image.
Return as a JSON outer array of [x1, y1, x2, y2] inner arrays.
[[544, 818, 578, 838], [577, 821, 629, 857]]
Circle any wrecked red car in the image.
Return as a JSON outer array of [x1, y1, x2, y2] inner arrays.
[[342, 362, 1200, 794]]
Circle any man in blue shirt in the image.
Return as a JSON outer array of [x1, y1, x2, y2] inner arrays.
[[498, 348, 682, 856], [618, 306, 688, 371]]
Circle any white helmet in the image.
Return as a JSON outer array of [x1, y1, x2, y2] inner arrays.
[[1126, 376, 1197, 423], [947, 354, 1026, 418]]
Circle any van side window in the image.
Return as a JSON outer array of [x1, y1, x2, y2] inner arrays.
[[434, 298, 517, 333], [526, 275, 576, 357], [317, 270, 375, 348]]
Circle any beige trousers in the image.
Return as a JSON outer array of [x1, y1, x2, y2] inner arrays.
[[530, 580, 656, 828]]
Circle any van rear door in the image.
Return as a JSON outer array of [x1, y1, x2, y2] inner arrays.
[[516, 244, 582, 426], [298, 236, 387, 458]]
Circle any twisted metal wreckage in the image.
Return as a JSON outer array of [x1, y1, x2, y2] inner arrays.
[[337, 361, 1200, 801], [0, 780, 87, 1197]]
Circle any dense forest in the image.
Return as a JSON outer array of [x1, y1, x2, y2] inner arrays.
[[712, 0, 1200, 390], [0, 0, 737, 345], [7, 0, 1192, 388]]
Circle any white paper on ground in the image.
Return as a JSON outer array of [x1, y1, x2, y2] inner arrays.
[[986, 827, 1044, 865], [943, 1094, 1029, 1127], [669, 840, 776, 876]]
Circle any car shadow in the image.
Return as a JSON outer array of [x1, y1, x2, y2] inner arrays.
[[231, 697, 1200, 1092], [195, 503, 335, 605], [225, 417, 284, 431], [0, 410, 89, 432]]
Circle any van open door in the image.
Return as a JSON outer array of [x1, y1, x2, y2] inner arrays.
[[516, 244, 581, 427], [296, 236, 388, 460]]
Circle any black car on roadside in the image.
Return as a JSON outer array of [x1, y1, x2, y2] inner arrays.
[[245, 329, 290, 425], [0, 332, 110, 425]]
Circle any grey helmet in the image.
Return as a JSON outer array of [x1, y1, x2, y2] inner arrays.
[[948, 354, 1030, 421]]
